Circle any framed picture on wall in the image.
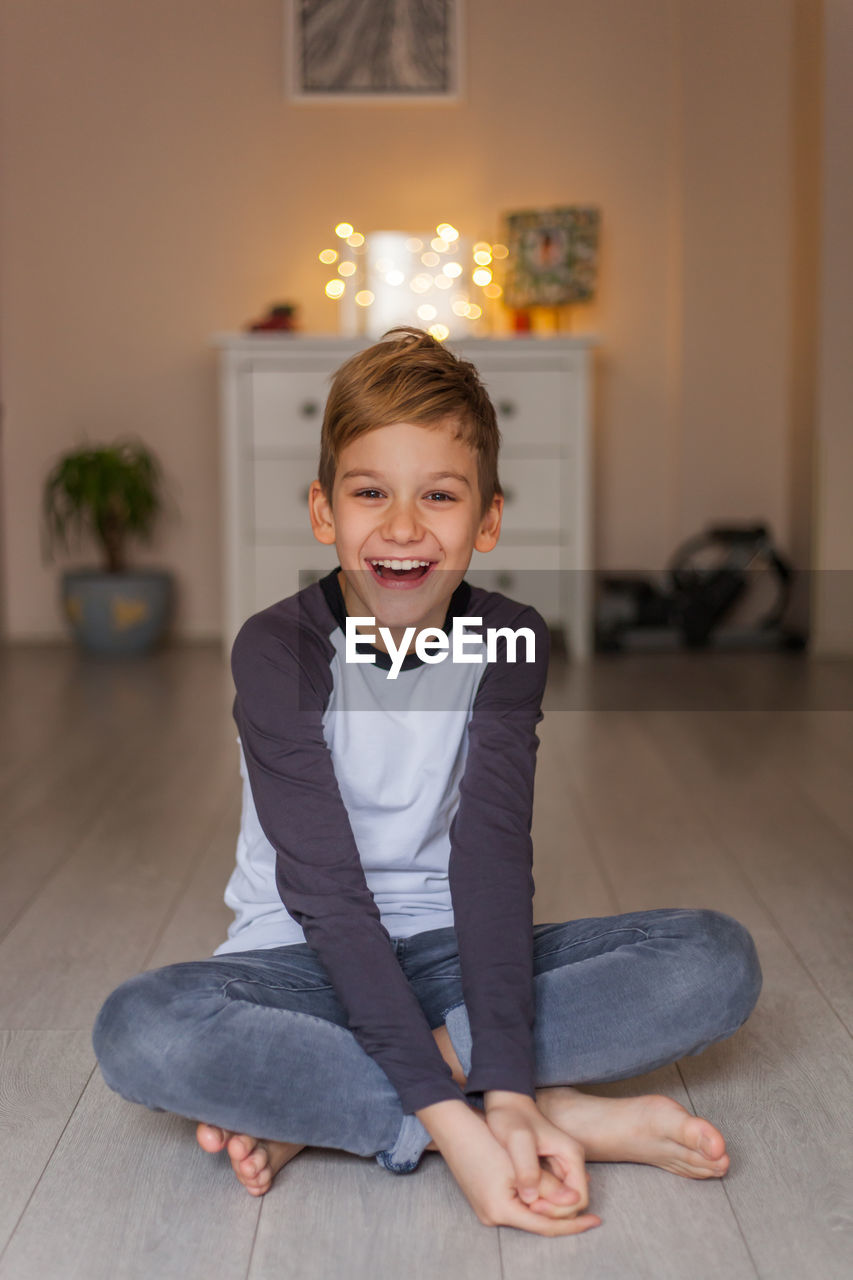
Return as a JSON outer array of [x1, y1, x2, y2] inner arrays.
[[503, 207, 601, 308], [285, 0, 464, 103]]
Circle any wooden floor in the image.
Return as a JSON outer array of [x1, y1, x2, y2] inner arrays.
[[0, 640, 851, 1279]]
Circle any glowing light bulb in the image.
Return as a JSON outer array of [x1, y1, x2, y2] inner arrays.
[[492, 243, 509, 259], [434, 275, 452, 290], [472, 267, 492, 287], [421, 251, 440, 267], [473, 249, 492, 266], [347, 232, 365, 247], [335, 223, 354, 239], [325, 280, 346, 299], [405, 238, 423, 253], [386, 269, 405, 286], [319, 249, 338, 264], [410, 274, 433, 294], [428, 324, 450, 341], [466, 303, 482, 319], [355, 290, 374, 306], [338, 261, 357, 277], [417, 304, 438, 321], [442, 261, 463, 278], [473, 241, 491, 255], [484, 283, 503, 299], [451, 299, 470, 317], [431, 237, 449, 252], [437, 223, 459, 241]]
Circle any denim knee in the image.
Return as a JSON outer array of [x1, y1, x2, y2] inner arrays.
[[92, 970, 183, 1104], [689, 909, 763, 1035]]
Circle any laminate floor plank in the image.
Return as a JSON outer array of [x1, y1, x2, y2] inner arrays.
[[144, 779, 241, 969], [0, 1031, 95, 1255], [248, 1148, 501, 1280], [531, 716, 619, 923], [639, 711, 853, 1027], [0, 656, 237, 1032], [0, 1072, 259, 1280]]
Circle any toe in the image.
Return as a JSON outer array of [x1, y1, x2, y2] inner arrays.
[[196, 1124, 229, 1153], [227, 1133, 257, 1164], [241, 1149, 268, 1177], [691, 1120, 726, 1161]]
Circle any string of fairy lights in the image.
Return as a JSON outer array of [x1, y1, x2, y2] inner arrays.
[[318, 222, 509, 340]]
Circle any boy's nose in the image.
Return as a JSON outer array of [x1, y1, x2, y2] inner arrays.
[[381, 499, 423, 543]]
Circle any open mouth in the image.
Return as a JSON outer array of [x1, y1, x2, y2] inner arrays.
[[366, 558, 436, 585]]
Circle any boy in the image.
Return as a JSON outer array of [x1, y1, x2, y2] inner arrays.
[[94, 329, 762, 1237]]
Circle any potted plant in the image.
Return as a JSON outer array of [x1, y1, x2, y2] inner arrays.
[[42, 438, 176, 655]]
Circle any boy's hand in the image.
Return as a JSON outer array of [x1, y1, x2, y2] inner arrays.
[[417, 1100, 601, 1236], [483, 1090, 590, 1212]]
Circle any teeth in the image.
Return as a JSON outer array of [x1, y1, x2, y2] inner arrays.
[[369, 559, 432, 570]]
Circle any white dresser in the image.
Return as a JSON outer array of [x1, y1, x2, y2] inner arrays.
[[213, 335, 595, 660]]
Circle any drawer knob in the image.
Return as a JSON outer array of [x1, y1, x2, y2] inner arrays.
[[498, 399, 517, 417], [300, 400, 320, 417]]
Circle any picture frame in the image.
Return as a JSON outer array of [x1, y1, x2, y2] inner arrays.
[[503, 207, 601, 308], [285, 0, 464, 104]]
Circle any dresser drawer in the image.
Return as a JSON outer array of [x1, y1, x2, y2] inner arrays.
[[498, 458, 561, 536], [252, 458, 317, 536], [465, 544, 564, 621], [249, 368, 331, 451], [477, 369, 570, 450]]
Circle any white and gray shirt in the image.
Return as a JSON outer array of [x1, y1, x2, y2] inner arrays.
[[217, 566, 550, 1116]]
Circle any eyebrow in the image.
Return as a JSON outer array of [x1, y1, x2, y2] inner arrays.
[[340, 469, 471, 488]]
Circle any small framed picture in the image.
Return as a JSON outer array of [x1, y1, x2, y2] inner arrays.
[[285, 0, 464, 103], [503, 207, 601, 308]]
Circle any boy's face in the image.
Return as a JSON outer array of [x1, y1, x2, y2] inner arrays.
[[308, 418, 503, 647]]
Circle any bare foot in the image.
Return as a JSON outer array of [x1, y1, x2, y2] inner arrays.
[[535, 1088, 730, 1179], [196, 1123, 306, 1196]]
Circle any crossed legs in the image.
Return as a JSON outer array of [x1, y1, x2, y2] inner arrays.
[[93, 908, 762, 1196]]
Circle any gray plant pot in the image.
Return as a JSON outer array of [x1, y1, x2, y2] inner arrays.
[[61, 568, 175, 656]]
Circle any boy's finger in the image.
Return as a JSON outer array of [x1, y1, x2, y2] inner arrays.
[[510, 1206, 602, 1237], [503, 1128, 544, 1203], [537, 1165, 580, 1206], [545, 1154, 589, 1212]]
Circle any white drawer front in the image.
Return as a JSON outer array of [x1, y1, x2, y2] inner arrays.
[[250, 368, 331, 451], [465, 544, 564, 622], [253, 458, 319, 536], [476, 369, 569, 449], [497, 458, 561, 536]]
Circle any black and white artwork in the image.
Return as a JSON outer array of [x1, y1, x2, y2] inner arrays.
[[287, 0, 462, 101]]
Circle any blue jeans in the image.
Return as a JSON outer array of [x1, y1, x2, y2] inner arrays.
[[92, 908, 762, 1174]]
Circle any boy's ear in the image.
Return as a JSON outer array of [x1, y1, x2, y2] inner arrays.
[[473, 493, 504, 553], [308, 480, 337, 545]]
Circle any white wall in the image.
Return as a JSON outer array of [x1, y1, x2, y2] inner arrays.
[[0, 0, 832, 646]]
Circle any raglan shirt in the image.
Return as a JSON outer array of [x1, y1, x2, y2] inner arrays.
[[222, 566, 550, 1116]]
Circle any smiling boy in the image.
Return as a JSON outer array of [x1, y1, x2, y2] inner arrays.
[[93, 329, 762, 1236]]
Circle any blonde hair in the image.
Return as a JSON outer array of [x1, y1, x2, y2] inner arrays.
[[317, 328, 502, 519]]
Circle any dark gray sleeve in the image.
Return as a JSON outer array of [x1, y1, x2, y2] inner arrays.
[[447, 603, 550, 1101], [231, 612, 467, 1116]]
